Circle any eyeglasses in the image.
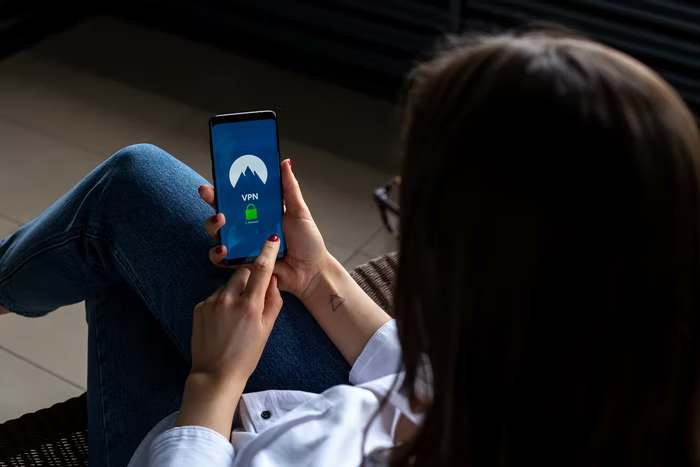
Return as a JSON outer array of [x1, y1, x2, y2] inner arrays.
[[374, 176, 401, 237]]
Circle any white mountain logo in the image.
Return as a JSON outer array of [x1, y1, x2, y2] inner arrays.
[[229, 154, 268, 188]]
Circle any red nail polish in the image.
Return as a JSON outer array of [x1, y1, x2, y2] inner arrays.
[[289, 159, 293, 173], [212, 214, 219, 223], [274, 275, 279, 289], [216, 245, 224, 254], [268, 234, 279, 242]]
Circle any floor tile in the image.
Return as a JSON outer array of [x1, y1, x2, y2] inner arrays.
[[361, 227, 399, 258], [343, 251, 374, 272], [0, 217, 19, 239], [222, 62, 402, 172], [148, 110, 214, 183], [0, 347, 82, 423], [0, 120, 100, 223], [29, 17, 268, 116], [0, 52, 194, 157], [280, 138, 391, 252], [0, 303, 88, 389], [24, 16, 401, 172], [308, 192, 382, 255], [325, 243, 354, 265]]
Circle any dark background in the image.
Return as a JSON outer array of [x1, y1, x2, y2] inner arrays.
[[2, 0, 698, 119]]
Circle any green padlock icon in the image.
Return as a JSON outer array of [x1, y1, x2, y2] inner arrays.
[[245, 203, 257, 220]]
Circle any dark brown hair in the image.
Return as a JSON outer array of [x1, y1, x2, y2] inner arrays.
[[393, 31, 700, 467]]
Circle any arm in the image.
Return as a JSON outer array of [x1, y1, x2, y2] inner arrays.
[[301, 254, 391, 365], [174, 374, 244, 439]]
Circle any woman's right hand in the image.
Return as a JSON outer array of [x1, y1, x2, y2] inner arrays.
[[199, 159, 332, 300]]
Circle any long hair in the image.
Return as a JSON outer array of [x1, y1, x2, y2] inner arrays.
[[392, 31, 700, 467]]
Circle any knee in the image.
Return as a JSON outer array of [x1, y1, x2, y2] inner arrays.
[[95, 144, 200, 213], [94, 144, 183, 204], [103, 144, 190, 191], [107, 144, 175, 178]]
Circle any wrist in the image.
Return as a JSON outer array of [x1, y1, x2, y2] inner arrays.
[[298, 251, 343, 304], [186, 371, 247, 399], [176, 371, 246, 437]]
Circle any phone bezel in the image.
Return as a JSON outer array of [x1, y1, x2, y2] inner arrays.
[[209, 110, 286, 266]]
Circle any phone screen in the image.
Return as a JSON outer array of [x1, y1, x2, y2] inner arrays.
[[210, 113, 286, 264]]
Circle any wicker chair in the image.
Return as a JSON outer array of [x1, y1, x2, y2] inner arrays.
[[0, 252, 398, 466]]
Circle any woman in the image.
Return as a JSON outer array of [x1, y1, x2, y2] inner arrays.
[[1, 30, 699, 467]]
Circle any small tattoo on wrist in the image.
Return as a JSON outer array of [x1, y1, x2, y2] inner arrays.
[[329, 293, 345, 312]]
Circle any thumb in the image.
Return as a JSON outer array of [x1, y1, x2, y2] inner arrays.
[[280, 159, 308, 215], [263, 274, 283, 325]]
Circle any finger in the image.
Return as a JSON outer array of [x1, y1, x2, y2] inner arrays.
[[263, 274, 283, 323], [223, 267, 251, 296], [205, 213, 226, 240], [204, 286, 224, 305], [198, 185, 217, 210], [272, 261, 294, 292], [209, 245, 227, 266], [244, 235, 281, 301], [280, 159, 309, 216]]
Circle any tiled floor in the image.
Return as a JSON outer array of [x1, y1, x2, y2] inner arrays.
[[0, 17, 398, 422]]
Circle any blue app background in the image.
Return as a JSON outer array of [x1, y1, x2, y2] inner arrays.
[[211, 118, 285, 260]]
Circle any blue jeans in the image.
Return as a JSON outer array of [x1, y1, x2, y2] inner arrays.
[[0, 145, 350, 466]]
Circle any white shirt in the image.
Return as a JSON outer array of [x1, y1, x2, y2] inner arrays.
[[128, 320, 420, 467]]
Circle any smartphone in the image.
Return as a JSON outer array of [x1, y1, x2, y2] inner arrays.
[[209, 110, 286, 265]]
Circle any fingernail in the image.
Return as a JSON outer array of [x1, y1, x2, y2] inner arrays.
[[268, 234, 279, 242], [289, 159, 293, 173], [212, 214, 219, 224], [216, 245, 224, 254], [274, 274, 279, 289]]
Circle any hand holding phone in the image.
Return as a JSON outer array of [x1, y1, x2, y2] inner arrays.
[[200, 157, 333, 301]]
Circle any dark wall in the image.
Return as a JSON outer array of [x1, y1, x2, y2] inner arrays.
[[114, 0, 699, 117], [3, 0, 699, 119], [0, 0, 87, 58]]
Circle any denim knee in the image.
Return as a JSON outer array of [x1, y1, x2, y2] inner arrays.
[[107, 144, 177, 182], [90, 144, 186, 211], [96, 144, 205, 218]]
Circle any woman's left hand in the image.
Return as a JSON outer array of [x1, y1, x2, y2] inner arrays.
[[176, 235, 283, 438]]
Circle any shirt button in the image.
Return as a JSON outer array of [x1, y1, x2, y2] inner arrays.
[[261, 410, 272, 419]]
